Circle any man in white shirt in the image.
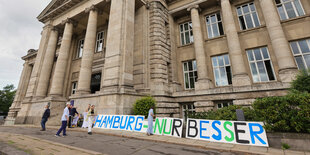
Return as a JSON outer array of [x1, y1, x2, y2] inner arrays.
[[55, 102, 70, 137]]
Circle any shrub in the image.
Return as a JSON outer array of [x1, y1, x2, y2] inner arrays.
[[133, 96, 156, 118], [188, 105, 259, 121], [252, 91, 310, 133], [291, 69, 310, 93]]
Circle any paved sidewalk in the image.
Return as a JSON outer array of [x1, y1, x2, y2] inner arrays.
[[3, 125, 310, 155], [0, 131, 103, 155]]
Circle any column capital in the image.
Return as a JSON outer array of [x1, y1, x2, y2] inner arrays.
[[51, 26, 60, 33], [61, 18, 78, 27], [85, 5, 100, 13], [187, 5, 200, 12]]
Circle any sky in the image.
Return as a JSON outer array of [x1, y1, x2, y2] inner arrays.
[[0, 0, 51, 89]]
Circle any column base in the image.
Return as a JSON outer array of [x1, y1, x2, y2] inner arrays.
[[279, 67, 298, 83], [195, 78, 214, 90], [232, 73, 251, 87]]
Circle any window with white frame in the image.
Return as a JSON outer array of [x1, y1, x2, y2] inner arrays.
[[212, 54, 232, 86], [183, 60, 198, 89], [76, 39, 84, 58], [181, 103, 195, 122], [236, 2, 260, 30], [215, 100, 233, 109], [247, 47, 276, 82], [206, 13, 224, 39], [96, 31, 104, 53], [275, 0, 305, 20], [179, 22, 194, 45], [290, 38, 310, 70], [71, 82, 77, 95]]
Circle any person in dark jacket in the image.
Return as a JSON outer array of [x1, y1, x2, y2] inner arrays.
[[68, 100, 79, 128], [41, 104, 50, 131]]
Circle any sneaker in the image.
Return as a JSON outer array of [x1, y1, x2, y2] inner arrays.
[[63, 134, 68, 137], [40, 129, 45, 131], [55, 135, 60, 137], [88, 132, 92, 135]]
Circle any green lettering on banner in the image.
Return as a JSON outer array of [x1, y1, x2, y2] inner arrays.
[[224, 121, 234, 142], [154, 118, 165, 134], [163, 119, 172, 135]]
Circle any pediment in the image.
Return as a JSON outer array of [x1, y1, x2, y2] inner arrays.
[[37, 0, 82, 23]]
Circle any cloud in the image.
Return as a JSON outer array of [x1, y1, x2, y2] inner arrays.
[[0, 0, 51, 89]]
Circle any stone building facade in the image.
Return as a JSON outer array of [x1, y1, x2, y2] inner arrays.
[[5, 0, 310, 125]]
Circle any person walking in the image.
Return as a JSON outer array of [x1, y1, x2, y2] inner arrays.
[[146, 105, 155, 136], [55, 102, 70, 137], [87, 105, 96, 135], [40, 103, 50, 131]]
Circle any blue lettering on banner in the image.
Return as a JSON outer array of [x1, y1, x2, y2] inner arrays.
[[126, 116, 135, 131], [119, 116, 128, 130], [94, 115, 103, 127], [134, 116, 144, 131], [200, 120, 210, 139], [112, 116, 121, 129], [249, 123, 266, 145], [212, 121, 222, 141], [105, 115, 114, 128]]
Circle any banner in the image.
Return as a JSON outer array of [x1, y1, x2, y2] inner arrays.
[[94, 115, 183, 138], [186, 119, 268, 147]]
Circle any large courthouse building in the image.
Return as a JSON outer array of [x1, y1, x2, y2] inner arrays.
[[5, 0, 310, 125]]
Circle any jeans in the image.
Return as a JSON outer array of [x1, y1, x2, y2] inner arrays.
[[68, 115, 72, 127], [41, 118, 48, 130], [56, 121, 67, 136]]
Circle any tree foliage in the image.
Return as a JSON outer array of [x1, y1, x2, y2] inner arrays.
[[0, 84, 16, 115], [291, 69, 310, 93], [133, 96, 156, 118]]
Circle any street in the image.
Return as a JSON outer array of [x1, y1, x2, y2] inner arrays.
[[0, 126, 241, 155]]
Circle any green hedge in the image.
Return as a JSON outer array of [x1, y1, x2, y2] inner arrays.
[[253, 91, 310, 133], [133, 96, 156, 118], [291, 69, 310, 93]]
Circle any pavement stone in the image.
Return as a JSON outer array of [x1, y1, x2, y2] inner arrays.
[[284, 150, 306, 155], [249, 146, 268, 153], [267, 148, 284, 155]]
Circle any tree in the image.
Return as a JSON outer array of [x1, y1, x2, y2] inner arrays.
[[0, 84, 16, 116]]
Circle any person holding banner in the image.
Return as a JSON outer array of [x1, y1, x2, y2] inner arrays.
[[147, 106, 155, 136], [87, 105, 96, 135]]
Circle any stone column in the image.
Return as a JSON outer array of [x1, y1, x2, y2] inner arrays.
[[221, 0, 251, 86], [259, 0, 298, 82], [36, 28, 59, 98], [77, 6, 98, 94], [101, 0, 135, 93], [25, 23, 52, 99], [4, 62, 32, 125], [187, 5, 213, 90], [50, 19, 74, 97]]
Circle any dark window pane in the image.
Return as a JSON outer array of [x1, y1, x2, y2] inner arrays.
[[184, 23, 189, 30], [218, 22, 224, 35], [189, 72, 194, 78], [180, 25, 183, 32], [217, 13, 221, 21], [226, 66, 232, 85], [188, 61, 193, 71], [264, 60, 275, 80], [218, 104, 222, 108], [206, 17, 210, 24], [249, 3, 255, 11], [275, 0, 281, 4], [184, 63, 188, 71], [239, 16, 246, 30], [247, 50, 254, 61], [185, 73, 189, 88], [194, 71, 198, 82], [190, 77, 195, 88], [185, 31, 190, 44]]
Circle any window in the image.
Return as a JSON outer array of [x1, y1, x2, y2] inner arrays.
[[96, 31, 104, 53], [76, 39, 84, 58], [90, 73, 101, 94], [290, 39, 310, 70], [180, 22, 194, 45], [212, 54, 232, 86], [215, 100, 233, 109], [183, 60, 198, 89], [236, 2, 260, 30], [275, 0, 305, 20], [181, 103, 195, 122], [206, 13, 224, 38], [247, 47, 276, 82], [71, 82, 77, 95]]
